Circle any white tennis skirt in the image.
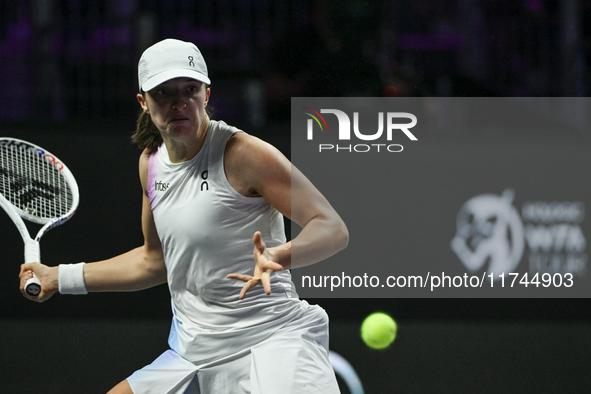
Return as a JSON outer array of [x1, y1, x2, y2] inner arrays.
[[127, 304, 340, 394]]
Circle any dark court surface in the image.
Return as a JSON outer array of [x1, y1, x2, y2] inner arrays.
[[1, 318, 590, 393]]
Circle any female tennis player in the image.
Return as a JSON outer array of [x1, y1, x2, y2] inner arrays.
[[19, 38, 348, 393]]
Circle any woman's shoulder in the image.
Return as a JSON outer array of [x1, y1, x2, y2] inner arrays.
[[138, 147, 155, 191], [224, 131, 291, 193], [225, 131, 271, 163], [139, 147, 154, 169], [208, 119, 244, 140]]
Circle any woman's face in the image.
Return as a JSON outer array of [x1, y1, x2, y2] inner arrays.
[[138, 78, 210, 142]]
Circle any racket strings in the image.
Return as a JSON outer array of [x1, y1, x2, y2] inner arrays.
[[0, 143, 73, 219]]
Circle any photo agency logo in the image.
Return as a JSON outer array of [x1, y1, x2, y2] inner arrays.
[[451, 189, 587, 280], [303, 107, 418, 153]]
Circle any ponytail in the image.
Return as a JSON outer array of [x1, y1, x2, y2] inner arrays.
[[132, 108, 162, 152]]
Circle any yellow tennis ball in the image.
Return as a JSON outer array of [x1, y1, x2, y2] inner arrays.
[[361, 312, 397, 349]]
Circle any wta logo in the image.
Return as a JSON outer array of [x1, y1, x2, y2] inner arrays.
[[451, 189, 524, 278], [303, 107, 417, 153], [451, 189, 587, 279]]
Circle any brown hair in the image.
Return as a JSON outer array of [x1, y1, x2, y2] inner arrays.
[[132, 108, 162, 152]]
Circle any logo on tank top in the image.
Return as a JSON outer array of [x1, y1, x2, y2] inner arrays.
[[155, 181, 170, 192], [200, 170, 208, 191]]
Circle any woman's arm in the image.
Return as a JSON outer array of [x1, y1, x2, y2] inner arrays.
[[225, 133, 348, 297], [19, 150, 167, 302], [82, 190, 167, 292]]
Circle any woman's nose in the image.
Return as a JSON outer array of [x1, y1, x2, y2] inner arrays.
[[172, 95, 187, 110]]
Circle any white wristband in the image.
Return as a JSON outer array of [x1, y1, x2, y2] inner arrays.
[[58, 263, 88, 295]]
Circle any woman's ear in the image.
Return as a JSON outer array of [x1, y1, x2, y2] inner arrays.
[[205, 87, 211, 107], [137, 93, 149, 113]]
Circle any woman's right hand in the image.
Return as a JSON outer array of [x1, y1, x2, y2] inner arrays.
[[19, 263, 59, 302]]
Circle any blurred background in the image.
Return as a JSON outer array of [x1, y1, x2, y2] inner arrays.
[[1, 0, 591, 392]]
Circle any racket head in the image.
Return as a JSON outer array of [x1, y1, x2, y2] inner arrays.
[[0, 138, 79, 229]]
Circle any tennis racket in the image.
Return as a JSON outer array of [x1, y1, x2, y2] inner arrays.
[[0, 137, 79, 296]]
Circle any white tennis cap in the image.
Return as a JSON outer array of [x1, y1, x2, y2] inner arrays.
[[138, 38, 211, 92]]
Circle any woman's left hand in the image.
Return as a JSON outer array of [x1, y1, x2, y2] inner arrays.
[[227, 231, 283, 299]]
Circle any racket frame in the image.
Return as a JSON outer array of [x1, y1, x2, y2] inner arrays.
[[0, 137, 79, 295]]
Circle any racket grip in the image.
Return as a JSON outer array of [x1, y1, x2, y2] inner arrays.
[[24, 239, 41, 296], [25, 239, 40, 264]]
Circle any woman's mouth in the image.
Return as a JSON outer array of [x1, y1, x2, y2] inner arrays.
[[170, 117, 189, 123]]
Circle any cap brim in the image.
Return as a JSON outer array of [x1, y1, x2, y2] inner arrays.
[[141, 69, 211, 91]]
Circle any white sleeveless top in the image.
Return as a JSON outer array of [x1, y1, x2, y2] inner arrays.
[[148, 120, 305, 364]]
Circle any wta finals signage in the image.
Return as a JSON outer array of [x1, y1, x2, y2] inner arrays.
[[452, 189, 586, 282]]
